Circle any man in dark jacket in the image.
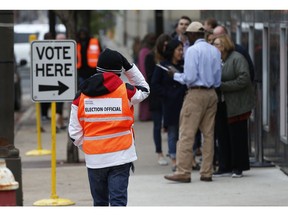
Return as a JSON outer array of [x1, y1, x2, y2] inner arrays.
[[76, 28, 102, 86]]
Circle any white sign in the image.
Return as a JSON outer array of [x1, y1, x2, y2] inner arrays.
[[84, 98, 122, 114], [31, 40, 77, 102]]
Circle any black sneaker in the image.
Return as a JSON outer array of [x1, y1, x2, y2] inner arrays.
[[60, 125, 67, 130], [232, 170, 243, 178], [213, 170, 232, 177], [172, 165, 176, 172], [192, 163, 201, 170], [41, 116, 51, 122]]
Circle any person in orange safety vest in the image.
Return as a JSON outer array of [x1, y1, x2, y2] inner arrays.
[[69, 48, 150, 206], [76, 28, 102, 86]]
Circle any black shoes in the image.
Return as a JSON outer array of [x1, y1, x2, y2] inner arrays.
[[56, 125, 67, 133], [213, 170, 243, 178], [232, 170, 243, 178], [200, 176, 212, 182], [213, 170, 232, 177], [192, 163, 201, 170]]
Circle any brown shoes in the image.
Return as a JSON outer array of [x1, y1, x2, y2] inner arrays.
[[200, 176, 212, 182], [164, 173, 191, 183], [164, 173, 212, 183]]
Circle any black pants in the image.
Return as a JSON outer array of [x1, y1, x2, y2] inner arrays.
[[41, 102, 50, 117], [215, 101, 231, 172], [228, 119, 250, 171], [216, 101, 250, 172]]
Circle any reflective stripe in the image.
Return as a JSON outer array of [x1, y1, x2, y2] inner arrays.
[[79, 116, 133, 122], [84, 130, 131, 141]]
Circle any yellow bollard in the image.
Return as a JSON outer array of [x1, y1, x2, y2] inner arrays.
[[33, 102, 75, 206], [26, 34, 51, 156], [26, 102, 51, 156]]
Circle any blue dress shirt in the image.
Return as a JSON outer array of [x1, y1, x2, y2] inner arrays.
[[174, 39, 222, 88]]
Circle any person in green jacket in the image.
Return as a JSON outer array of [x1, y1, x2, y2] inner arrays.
[[212, 34, 255, 178]]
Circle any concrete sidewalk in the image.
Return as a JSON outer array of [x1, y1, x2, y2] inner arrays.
[[13, 37, 288, 209], [15, 100, 288, 207]]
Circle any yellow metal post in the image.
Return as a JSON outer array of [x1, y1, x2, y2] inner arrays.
[[50, 101, 57, 199], [26, 34, 51, 156], [33, 102, 75, 206], [25, 102, 51, 156]]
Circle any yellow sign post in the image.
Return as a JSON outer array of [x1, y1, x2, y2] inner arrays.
[[26, 102, 51, 156], [26, 34, 51, 156], [33, 102, 75, 206], [30, 39, 77, 206]]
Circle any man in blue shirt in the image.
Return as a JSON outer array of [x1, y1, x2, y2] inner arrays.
[[164, 21, 222, 183]]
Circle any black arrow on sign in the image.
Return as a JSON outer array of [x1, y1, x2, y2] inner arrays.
[[39, 81, 69, 95]]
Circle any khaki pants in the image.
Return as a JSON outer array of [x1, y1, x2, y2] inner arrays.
[[175, 88, 217, 178]]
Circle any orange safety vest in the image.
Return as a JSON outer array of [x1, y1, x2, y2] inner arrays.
[[78, 83, 134, 154], [77, 38, 101, 69]]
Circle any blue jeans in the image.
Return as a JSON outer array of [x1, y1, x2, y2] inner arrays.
[[87, 163, 132, 206], [167, 124, 179, 159], [152, 110, 163, 153]]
